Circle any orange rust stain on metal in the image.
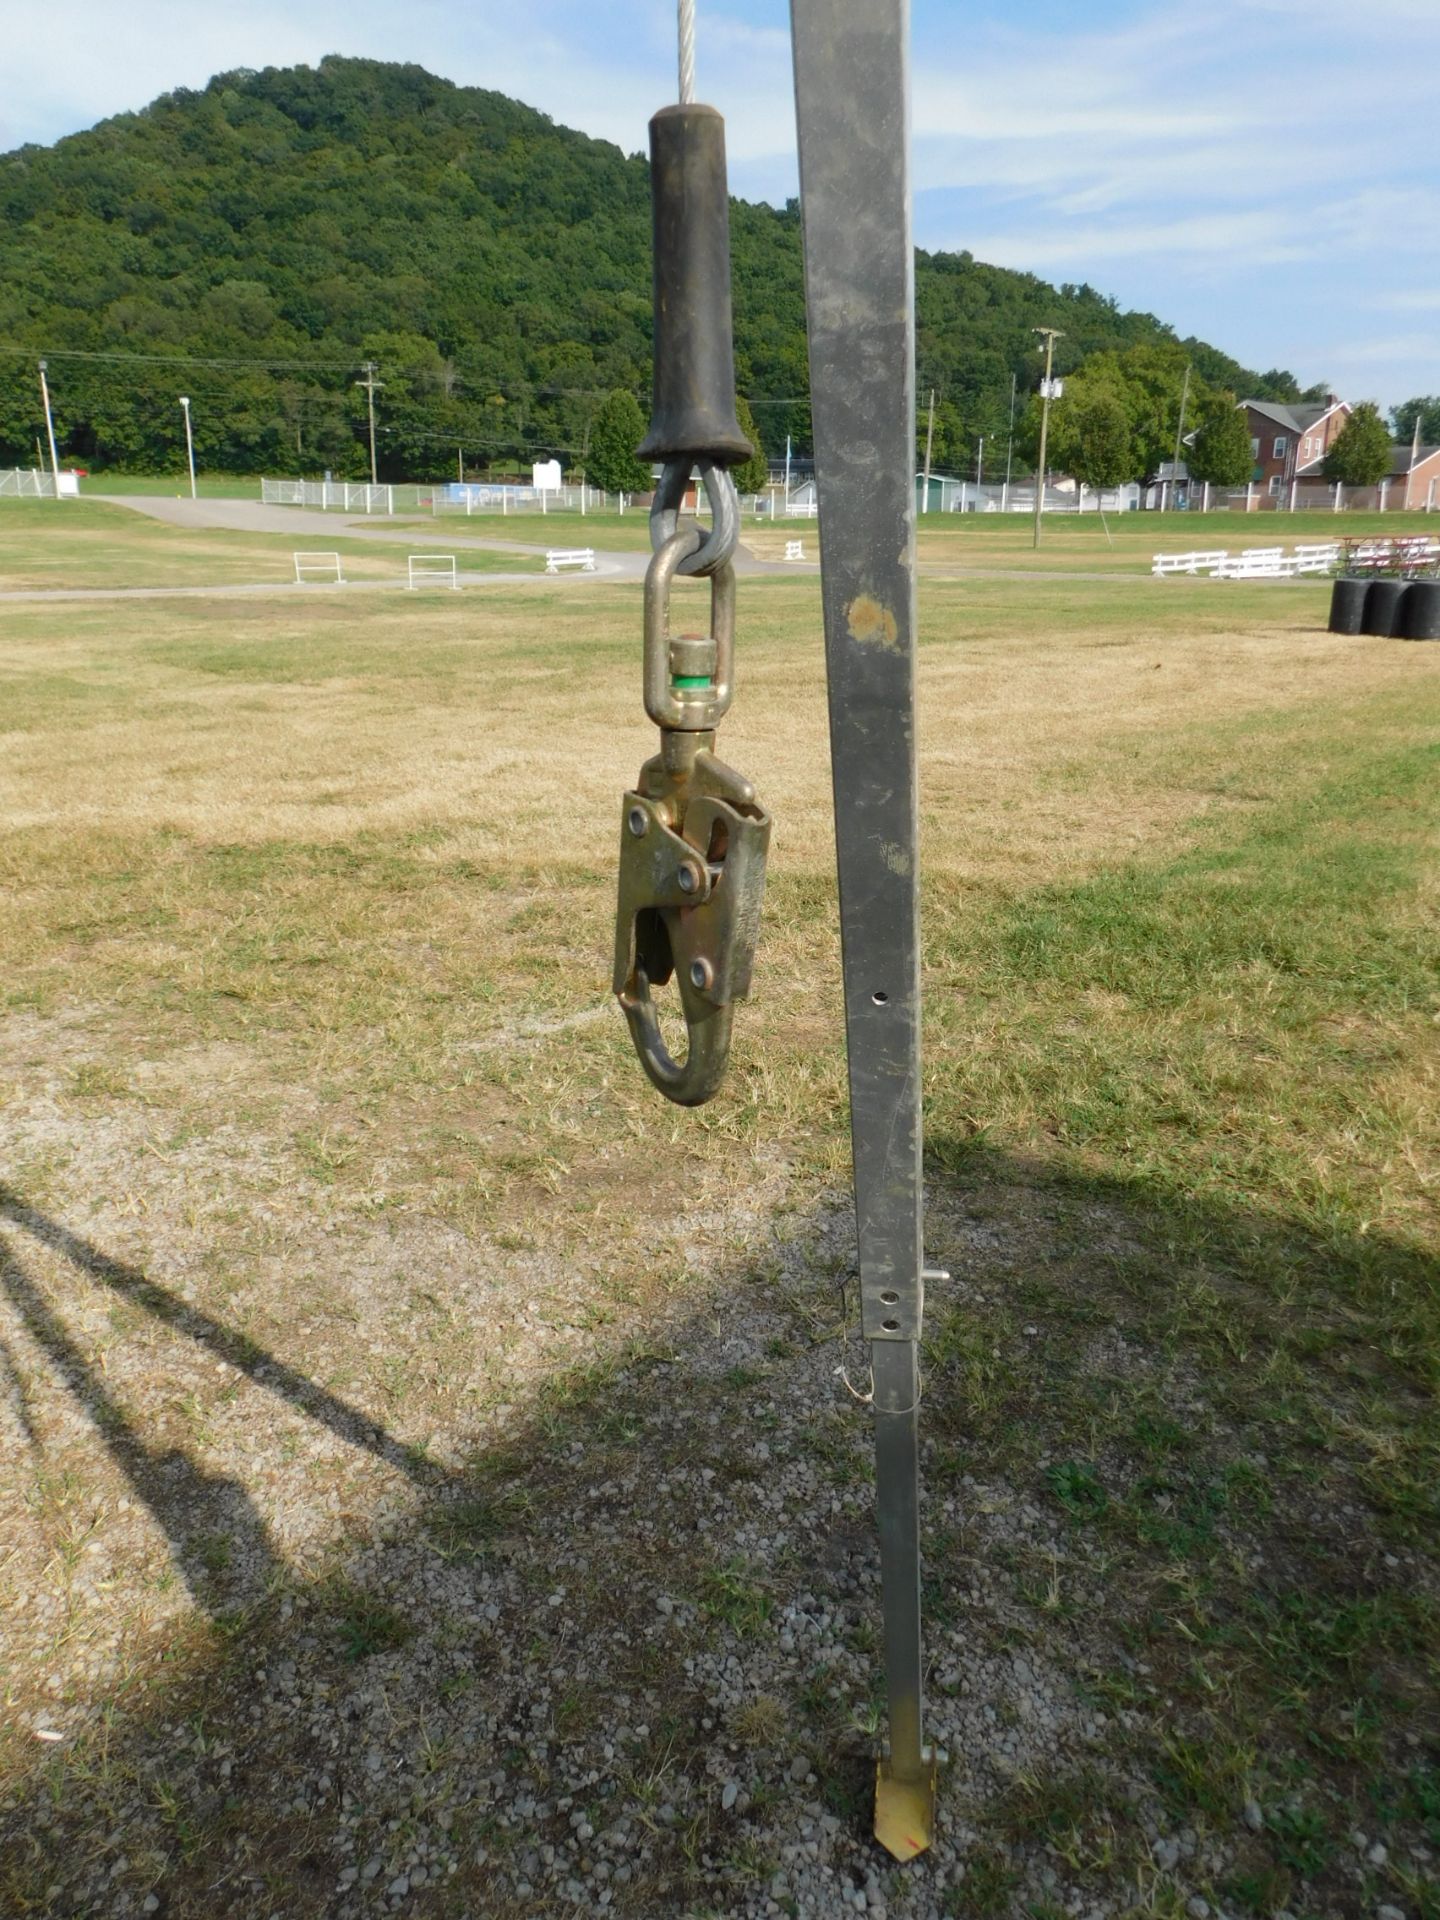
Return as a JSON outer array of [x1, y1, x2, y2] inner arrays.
[[845, 594, 899, 651]]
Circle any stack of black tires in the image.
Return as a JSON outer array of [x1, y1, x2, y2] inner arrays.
[[1330, 573, 1440, 638]]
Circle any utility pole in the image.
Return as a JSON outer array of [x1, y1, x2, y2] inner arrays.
[[37, 360, 61, 499], [179, 396, 197, 500], [1169, 362, 1191, 513], [1004, 370, 1017, 508], [1032, 327, 1063, 549], [976, 435, 984, 488], [920, 387, 935, 514], [458, 446, 464, 484], [356, 361, 383, 484]]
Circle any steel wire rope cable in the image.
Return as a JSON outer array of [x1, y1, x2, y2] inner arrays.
[[678, 0, 697, 104]]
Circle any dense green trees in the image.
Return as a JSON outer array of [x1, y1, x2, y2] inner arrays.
[[732, 395, 769, 493], [1187, 390, 1255, 489], [586, 390, 650, 493], [1024, 343, 1195, 486], [0, 56, 1295, 479], [1063, 386, 1133, 491], [1392, 396, 1440, 444], [1323, 403, 1393, 487]]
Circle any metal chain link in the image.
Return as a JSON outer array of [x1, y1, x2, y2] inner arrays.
[[649, 458, 739, 578]]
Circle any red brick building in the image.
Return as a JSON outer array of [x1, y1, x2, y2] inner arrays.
[[1385, 440, 1440, 510], [1242, 396, 1350, 502]]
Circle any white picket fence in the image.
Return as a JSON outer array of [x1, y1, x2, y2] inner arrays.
[[1154, 542, 1345, 580], [1153, 536, 1440, 579]]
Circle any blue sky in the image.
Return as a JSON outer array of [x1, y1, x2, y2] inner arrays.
[[6, 0, 1437, 410]]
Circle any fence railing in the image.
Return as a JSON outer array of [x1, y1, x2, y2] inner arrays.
[[0, 467, 78, 498], [1152, 535, 1440, 579], [259, 478, 630, 516]]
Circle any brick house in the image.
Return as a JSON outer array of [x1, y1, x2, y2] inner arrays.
[[1242, 395, 1350, 502], [1289, 435, 1440, 510], [1381, 439, 1440, 510]]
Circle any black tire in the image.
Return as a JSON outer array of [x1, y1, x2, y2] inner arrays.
[[1328, 576, 1368, 633], [1362, 579, 1407, 637], [1398, 580, 1440, 641]]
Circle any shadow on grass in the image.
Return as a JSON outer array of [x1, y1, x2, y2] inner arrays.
[[0, 1157, 1436, 1920]]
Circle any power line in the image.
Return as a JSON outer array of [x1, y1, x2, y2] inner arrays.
[[0, 340, 816, 409]]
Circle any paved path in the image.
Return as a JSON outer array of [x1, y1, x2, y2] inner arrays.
[[100, 494, 802, 581]]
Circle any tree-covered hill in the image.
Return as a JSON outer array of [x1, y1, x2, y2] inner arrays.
[[0, 56, 1304, 479]]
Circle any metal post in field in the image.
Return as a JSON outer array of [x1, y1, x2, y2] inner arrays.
[[791, 0, 942, 1861], [1170, 361, 1191, 516], [921, 387, 934, 513], [179, 396, 197, 499], [1032, 327, 1062, 548], [37, 360, 61, 500], [356, 361, 382, 484]]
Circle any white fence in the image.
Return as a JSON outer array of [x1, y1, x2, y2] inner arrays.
[[260, 478, 624, 517], [1, 467, 78, 498], [407, 554, 458, 590], [1149, 538, 1440, 579], [293, 551, 344, 585]]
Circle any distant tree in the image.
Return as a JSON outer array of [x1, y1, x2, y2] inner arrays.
[[1065, 386, 1133, 489], [914, 391, 961, 471], [1391, 396, 1440, 444], [732, 395, 769, 494], [1323, 402, 1392, 488], [1022, 343, 1201, 484], [1187, 393, 1255, 488], [588, 390, 651, 494]]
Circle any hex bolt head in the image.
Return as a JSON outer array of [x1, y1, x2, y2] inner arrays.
[[627, 807, 648, 837], [689, 958, 713, 990]]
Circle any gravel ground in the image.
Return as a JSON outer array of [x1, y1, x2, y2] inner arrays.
[[3, 1026, 1433, 1920]]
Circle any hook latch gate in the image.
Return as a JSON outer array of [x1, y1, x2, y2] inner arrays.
[[614, 737, 770, 1108]]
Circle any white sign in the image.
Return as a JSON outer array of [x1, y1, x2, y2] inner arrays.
[[1040, 378, 1064, 400], [532, 459, 562, 493]]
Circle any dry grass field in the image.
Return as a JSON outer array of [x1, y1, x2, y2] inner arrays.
[[0, 501, 533, 593], [1, 505, 1437, 1919]]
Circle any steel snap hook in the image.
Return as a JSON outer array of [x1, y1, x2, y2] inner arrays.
[[613, 774, 770, 1108]]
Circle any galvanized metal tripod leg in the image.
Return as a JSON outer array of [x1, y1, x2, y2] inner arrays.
[[872, 1341, 935, 1858], [790, 0, 936, 1862]]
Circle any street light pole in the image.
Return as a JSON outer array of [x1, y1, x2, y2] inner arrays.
[[1032, 327, 1063, 550], [37, 359, 61, 500], [179, 396, 197, 500]]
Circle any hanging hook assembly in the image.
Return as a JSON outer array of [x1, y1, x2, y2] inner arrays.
[[613, 527, 770, 1106], [614, 44, 769, 1107]]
